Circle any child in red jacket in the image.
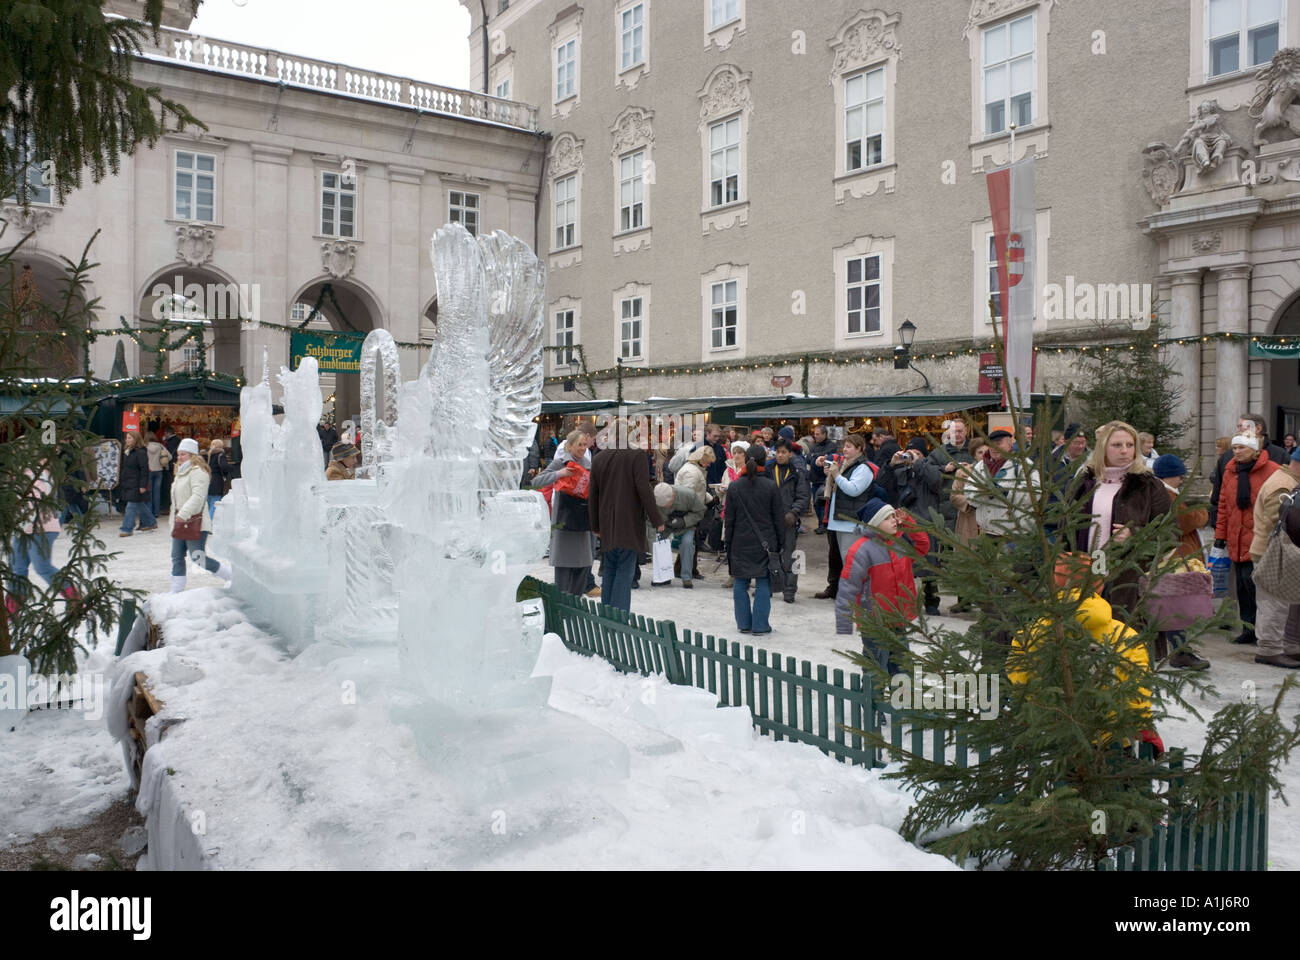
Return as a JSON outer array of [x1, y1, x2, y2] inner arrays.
[[835, 498, 930, 675]]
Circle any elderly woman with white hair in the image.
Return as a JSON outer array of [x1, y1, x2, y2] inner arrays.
[[1214, 430, 1281, 646], [532, 428, 596, 596], [169, 438, 232, 592]]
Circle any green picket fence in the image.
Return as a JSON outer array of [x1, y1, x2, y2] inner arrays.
[[524, 576, 1268, 871]]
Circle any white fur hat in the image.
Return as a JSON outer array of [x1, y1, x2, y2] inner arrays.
[[178, 438, 199, 455], [1231, 434, 1260, 451], [654, 482, 675, 508]]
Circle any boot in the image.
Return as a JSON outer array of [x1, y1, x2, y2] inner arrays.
[[1255, 653, 1300, 668], [1167, 649, 1210, 670], [814, 586, 835, 599], [923, 579, 940, 617], [170, 576, 186, 594], [216, 562, 233, 585]]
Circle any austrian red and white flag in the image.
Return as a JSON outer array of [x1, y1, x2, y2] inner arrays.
[[986, 157, 1036, 408]]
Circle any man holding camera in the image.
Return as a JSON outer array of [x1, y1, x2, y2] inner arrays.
[[892, 439, 943, 614]]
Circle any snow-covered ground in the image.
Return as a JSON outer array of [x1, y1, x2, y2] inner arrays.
[[4, 513, 1299, 868]]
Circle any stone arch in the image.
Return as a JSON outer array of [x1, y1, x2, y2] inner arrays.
[[136, 261, 248, 378], [287, 276, 386, 425], [6, 248, 98, 379], [1259, 276, 1300, 440]]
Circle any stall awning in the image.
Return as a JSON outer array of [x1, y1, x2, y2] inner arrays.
[[95, 377, 244, 405], [715, 394, 1001, 423], [633, 395, 795, 417], [539, 399, 622, 416]]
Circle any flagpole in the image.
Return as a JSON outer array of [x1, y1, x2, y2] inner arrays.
[[1009, 121, 1017, 164]]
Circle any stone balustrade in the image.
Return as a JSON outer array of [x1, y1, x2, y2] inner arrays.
[[136, 23, 540, 133]]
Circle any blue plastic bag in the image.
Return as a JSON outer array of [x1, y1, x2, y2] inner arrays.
[[1208, 545, 1231, 599]]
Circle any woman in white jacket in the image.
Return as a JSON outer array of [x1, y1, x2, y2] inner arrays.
[[169, 438, 231, 593]]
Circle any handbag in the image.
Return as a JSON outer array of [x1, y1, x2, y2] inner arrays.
[[732, 488, 786, 594], [1253, 490, 1300, 602], [552, 490, 591, 532], [1140, 550, 1214, 630], [172, 513, 203, 540]]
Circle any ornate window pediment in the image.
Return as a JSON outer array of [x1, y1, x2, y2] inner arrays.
[[827, 9, 902, 83], [551, 132, 585, 177], [610, 106, 654, 157], [963, 0, 1053, 36], [698, 64, 753, 128]]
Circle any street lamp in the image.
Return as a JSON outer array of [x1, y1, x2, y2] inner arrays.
[[892, 317, 931, 393]]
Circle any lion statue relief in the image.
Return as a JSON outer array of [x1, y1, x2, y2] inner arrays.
[[1250, 48, 1300, 145]]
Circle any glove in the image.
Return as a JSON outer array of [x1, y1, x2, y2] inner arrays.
[[1213, 539, 1227, 549], [667, 515, 686, 531], [1139, 729, 1165, 759], [784, 512, 797, 528]]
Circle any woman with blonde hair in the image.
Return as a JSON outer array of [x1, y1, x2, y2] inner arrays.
[[532, 428, 596, 596], [1067, 420, 1171, 618], [169, 438, 231, 592], [144, 430, 171, 517], [206, 438, 230, 519], [118, 431, 158, 536]]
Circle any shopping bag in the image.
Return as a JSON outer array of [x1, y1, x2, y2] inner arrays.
[[652, 537, 674, 584], [1208, 545, 1231, 599], [554, 462, 590, 498]]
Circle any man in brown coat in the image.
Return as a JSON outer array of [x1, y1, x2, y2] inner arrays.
[[1250, 447, 1300, 667], [589, 422, 663, 612]]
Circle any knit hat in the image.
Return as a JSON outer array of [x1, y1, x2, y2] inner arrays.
[[1231, 434, 1260, 451], [654, 482, 675, 508], [330, 440, 360, 461], [906, 437, 929, 455], [1151, 454, 1186, 479], [1064, 423, 1082, 440], [778, 425, 796, 441], [730, 440, 750, 457], [177, 438, 199, 455], [856, 497, 895, 529]]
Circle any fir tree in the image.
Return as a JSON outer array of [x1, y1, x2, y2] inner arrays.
[[839, 385, 1299, 869], [1076, 320, 1194, 460]]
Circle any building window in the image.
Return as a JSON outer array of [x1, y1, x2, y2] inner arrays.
[[845, 68, 885, 171], [2, 129, 52, 205], [183, 345, 199, 373], [709, 117, 740, 207], [174, 150, 216, 222], [290, 301, 312, 323], [554, 308, 576, 366], [320, 171, 356, 238], [982, 14, 1034, 136], [621, 3, 645, 70], [710, 0, 738, 28], [555, 38, 577, 101], [449, 190, 479, 236], [554, 175, 578, 250], [619, 151, 645, 231], [846, 254, 881, 335], [495, 77, 511, 99], [620, 296, 643, 360], [710, 280, 737, 349], [1208, 0, 1281, 77], [985, 234, 1003, 323]]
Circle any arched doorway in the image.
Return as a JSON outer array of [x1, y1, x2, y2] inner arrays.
[[288, 277, 384, 428], [136, 264, 247, 378], [1265, 291, 1300, 444], [7, 252, 94, 380]]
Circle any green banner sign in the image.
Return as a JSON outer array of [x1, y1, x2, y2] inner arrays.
[[290, 331, 363, 372], [1250, 340, 1300, 359]]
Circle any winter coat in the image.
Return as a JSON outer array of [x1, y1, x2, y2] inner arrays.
[[588, 447, 663, 553], [1250, 466, 1300, 563], [119, 447, 152, 502], [675, 461, 710, 502], [325, 461, 354, 481], [835, 520, 930, 633], [18, 468, 61, 535], [171, 459, 213, 533], [1162, 483, 1210, 560], [893, 454, 943, 524], [768, 458, 811, 520], [928, 442, 974, 527], [948, 464, 980, 545], [873, 440, 902, 504], [723, 473, 785, 580], [1215, 451, 1279, 562], [207, 451, 229, 498], [967, 457, 1039, 537], [827, 457, 879, 533], [655, 485, 705, 539], [1069, 467, 1172, 616], [807, 438, 838, 488], [146, 440, 171, 473], [534, 448, 595, 568]]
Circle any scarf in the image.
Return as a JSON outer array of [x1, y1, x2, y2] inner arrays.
[[1236, 456, 1256, 510], [984, 451, 1007, 476]]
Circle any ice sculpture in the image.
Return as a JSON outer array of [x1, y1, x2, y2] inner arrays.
[[210, 223, 628, 799]]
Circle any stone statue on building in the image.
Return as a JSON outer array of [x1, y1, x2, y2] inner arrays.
[[1175, 100, 1235, 171], [1250, 48, 1300, 145]]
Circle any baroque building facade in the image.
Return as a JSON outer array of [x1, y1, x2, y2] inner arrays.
[[2, 0, 543, 422], [465, 0, 1300, 462]]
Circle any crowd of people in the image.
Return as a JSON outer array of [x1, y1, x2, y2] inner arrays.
[[530, 410, 1300, 679]]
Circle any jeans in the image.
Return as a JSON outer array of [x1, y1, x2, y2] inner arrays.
[[120, 500, 156, 533], [600, 547, 638, 612], [150, 471, 164, 517], [9, 532, 60, 598], [1234, 559, 1258, 639], [171, 530, 220, 578], [733, 577, 772, 632], [679, 528, 696, 583], [207, 495, 222, 519], [862, 633, 904, 677]]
